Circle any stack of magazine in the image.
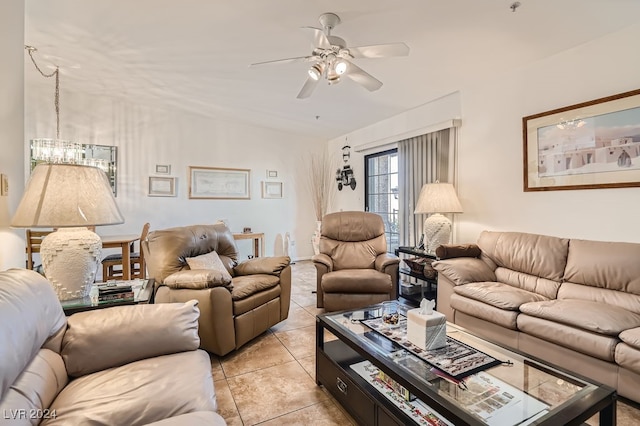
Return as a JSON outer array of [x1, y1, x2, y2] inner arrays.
[[98, 283, 134, 302]]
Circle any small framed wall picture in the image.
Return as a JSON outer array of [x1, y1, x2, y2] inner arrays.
[[148, 176, 176, 197], [262, 181, 283, 199], [155, 164, 171, 174], [266, 170, 278, 178]]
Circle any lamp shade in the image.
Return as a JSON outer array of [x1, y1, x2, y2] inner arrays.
[[414, 182, 463, 214], [11, 163, 123, 228]]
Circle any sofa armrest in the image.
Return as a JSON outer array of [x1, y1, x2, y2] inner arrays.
[[234, 256, 290, 276], [432, 257, 496, 286], [435, 244, 482, 259], [62, 301, 201, 377], [375, 253, 400, 272]]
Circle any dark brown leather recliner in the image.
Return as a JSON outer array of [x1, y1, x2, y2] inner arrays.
[[313, 211, 400, 312], [143, 223, 291, 356]]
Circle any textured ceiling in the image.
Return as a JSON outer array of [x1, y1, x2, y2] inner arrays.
[[24, 0, 640, 139]]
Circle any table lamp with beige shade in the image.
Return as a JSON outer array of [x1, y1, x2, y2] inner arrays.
[[414, 182, 463, 254], [11, 163, 124, 300]]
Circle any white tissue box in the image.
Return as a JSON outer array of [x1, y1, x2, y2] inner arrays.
[[407, 308, 447, 351]]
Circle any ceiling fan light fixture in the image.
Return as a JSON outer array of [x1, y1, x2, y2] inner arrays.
[[308, 63, 324, 80], [334, 60, 348, 75]]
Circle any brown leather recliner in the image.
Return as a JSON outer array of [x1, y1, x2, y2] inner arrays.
[[143, 223, 291, 356], [313, 211, 400, 312]]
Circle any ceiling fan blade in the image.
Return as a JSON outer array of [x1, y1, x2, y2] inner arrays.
[[348, 42, 410, 59], [250, 56, 316, 67], [301, 26, 331, 49], [344, 60, 383, 92], [296, 76, 320, 99]]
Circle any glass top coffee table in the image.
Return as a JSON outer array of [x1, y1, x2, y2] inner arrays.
[[316, 302, 616, 426]]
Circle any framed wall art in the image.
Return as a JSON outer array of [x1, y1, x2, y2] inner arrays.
[[155, 164, 171, 174], [262, 181, 283, 199], [523, 88, 640, 191], [189, 166, 251, 199], [148, 176, 176, 197]]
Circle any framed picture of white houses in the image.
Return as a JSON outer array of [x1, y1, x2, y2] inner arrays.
[[523, 88, 640, 191]]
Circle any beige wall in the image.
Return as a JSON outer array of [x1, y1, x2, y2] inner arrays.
[[0, 1, 25, 270], [23, 88, 324, 260], [330, 22, 640, 245]]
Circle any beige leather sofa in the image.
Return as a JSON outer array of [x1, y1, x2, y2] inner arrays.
[[433, 230, 640, 402], [0, 268, 225, 425], [313, 211, 400, 312], [143, 223, 291, 356]]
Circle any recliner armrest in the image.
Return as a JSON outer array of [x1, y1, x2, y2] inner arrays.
[[234, 256, 290, 276], [375, 253, 400, 272], [312, 253, 333, 271]]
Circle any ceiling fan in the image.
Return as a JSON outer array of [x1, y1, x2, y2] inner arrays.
[[250, 12, 410, 99]]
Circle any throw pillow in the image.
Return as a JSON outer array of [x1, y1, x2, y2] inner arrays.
[[186, 251, 232, 282]]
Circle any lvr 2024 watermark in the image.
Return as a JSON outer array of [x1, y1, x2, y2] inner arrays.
[[3, 409, 57, 420]]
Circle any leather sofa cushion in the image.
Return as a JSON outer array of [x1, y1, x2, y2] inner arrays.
[[517, 314, 618, 361], [477, 231, 569, 282], [234, 256, 290, 276], [231, 274, 279, 301], [0, 269, 67, 401], [144, 223, 238, 283], [165, 269, 232, 290], [520, 300, 640, 336], [495, 268, 560, 299], [450, 294, 519, 329], [432, 258, 496, 285], [62, 301, 201, 377], [321, 269, 392, 294], [43, 350, 217, 426], [564, 238, 640, 295], [453, 282, 547, 310], [620, 328, 640, 350], [0, 349, 68, 419], [615, 343, 640, 374], [558, 282, 640, 315], [233, 286, 281, 317]]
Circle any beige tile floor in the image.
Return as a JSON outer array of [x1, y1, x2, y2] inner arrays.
[[211, 260, 640, 425]]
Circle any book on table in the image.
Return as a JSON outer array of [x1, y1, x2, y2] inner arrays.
[[98, 284, 134, 302]]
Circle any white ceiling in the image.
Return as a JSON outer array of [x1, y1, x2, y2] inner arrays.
[[24, 0, 640, 140]]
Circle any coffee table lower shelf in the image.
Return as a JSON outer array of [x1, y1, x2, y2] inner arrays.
[[318, 339, 444, 426]]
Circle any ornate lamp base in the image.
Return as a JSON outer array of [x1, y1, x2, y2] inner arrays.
[[423, 213, 452, 255], [40, 228, 102, 301]]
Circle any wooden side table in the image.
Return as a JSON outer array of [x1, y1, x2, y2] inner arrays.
[[233, 232, 265, 257]]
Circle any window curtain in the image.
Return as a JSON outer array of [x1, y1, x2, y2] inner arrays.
[[398, 129, 450, 247]]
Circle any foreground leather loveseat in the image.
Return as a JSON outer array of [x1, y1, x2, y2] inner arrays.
[[433, 230, 640, 403], [143, 223, 291, 356], [0, 268, 225, 425]]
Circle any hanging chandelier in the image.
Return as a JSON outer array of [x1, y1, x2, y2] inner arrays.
[[25, 46, 83, 165]]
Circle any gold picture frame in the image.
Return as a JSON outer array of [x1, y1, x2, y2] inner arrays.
[[189, 166, 251, 199], [523, 88, 640, 191]]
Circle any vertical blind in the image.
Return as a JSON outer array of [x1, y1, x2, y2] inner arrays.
[[398, 129, 451, 247]]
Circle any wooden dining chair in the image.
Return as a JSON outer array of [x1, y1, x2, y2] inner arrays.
[[101, 223, 150, 281], [25, 229, 54, 271]]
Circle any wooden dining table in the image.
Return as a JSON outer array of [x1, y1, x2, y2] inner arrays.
[[100, 234, 140, 281]]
